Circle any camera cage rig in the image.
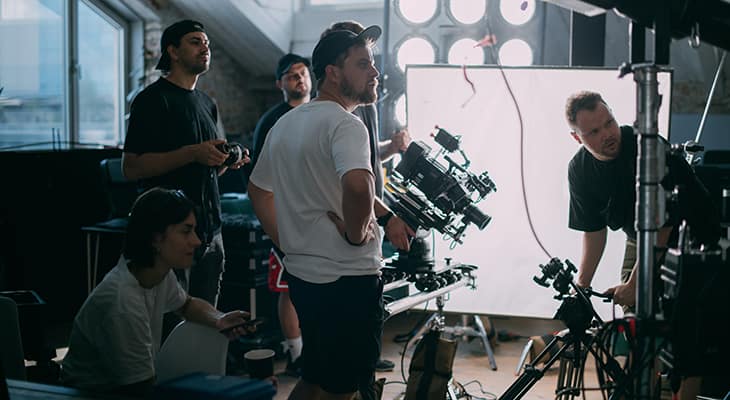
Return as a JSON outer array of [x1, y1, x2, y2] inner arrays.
[[385, 126, 496, 246]]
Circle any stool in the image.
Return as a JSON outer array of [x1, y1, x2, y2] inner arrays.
[[81, 218, 127, 293]]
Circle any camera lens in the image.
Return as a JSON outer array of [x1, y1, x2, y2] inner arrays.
[[217, 142, 244, 167], [463, 204, 491, 230]]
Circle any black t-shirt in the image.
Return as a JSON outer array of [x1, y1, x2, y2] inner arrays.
[[250, 101, 293, 171], [124, 78, 223, 242], [353, 103, 384, 199], [569, 125, 719, 245], [569, 126, 637, 238]]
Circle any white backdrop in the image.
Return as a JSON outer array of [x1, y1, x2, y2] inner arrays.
[[404, 66, 672, 319]]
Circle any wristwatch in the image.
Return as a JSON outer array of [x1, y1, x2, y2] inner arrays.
[[377, 211, 394, 227]]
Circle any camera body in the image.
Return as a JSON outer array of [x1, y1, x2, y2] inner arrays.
[[387, 127, 495, 244], [216, 142, 246, 167]]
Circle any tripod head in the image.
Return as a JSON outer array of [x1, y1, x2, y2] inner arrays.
[[534, 258, 608, 334]]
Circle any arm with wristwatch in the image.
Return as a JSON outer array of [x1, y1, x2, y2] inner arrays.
[[374, 197, 415, 251]]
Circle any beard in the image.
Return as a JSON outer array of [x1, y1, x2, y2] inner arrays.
[[189, 61, 209, 75], [287, 87, 309, 100], [340, 76, 377, 105], [183, 55, 210, 75]]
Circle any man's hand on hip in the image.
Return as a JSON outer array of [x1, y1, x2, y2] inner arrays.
[[327, 211, 377, 246]]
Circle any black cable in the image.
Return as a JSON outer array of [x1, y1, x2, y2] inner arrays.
[[460, 380, 498, 400], [400, 333, 408, 383], [483, 12, 552, 259]]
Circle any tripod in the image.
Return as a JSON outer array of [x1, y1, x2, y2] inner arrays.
[[500, 259, 627, 400], [405, 294, 498, 371]]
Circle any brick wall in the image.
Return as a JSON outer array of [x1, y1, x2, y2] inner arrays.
[[140, 3, 280, 147]]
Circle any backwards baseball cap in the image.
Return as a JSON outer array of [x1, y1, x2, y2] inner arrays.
[[311, 25, 381, 81], [155, 20, 206, 71], [276, 53, 311, 80]]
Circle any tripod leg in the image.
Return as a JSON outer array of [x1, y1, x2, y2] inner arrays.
[[405, 312, 439, 353], [447, 379, 459, 400], [516, 339, 534, 375], [555, 341, 586, 400], [499, 335, 572, 400], [472, 315, 498, 370]]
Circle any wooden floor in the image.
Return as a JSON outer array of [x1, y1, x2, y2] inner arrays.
[[267, 312, 605, 400]]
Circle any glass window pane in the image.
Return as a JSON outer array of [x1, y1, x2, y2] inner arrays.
[[309, 0, 379, 5], [0, 0, 65, 150], [78, 0, 122, 146]]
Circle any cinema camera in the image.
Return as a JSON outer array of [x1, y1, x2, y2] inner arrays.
[[385, 126, 496, 245], [216, 142, 247, 167]]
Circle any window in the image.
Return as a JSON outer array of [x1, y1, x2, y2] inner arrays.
[[78, 0, 124, 147], [307, 0, 380, 6], [0, 0, 65, 149], [0, 0, 128, 150]]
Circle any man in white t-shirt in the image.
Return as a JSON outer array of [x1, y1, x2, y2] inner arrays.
[[248, 25, 412, 400]]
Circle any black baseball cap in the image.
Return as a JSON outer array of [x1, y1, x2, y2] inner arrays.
[[276, 53, 311, 80], [156, 20, 206, 71], [311, 25, 381, 81]]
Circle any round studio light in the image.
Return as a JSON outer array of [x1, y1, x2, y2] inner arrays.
[[498, 39, 533, 66], [500, 0, 536, 26], [448, 0, 487, 25], [395, 94, 407, 127], [448, 38, 484, 65], [396, 0, 438, 25], [396, 36, 436, 72]]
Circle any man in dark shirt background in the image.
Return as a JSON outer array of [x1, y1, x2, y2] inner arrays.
[[123, 20, 249, 306], [251, 53, 312, 375], [251, 54, 312, 170]]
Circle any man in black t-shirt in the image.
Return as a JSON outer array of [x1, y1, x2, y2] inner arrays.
[[251, 53, 312, 171], [566, 90, 724, 400], [566, 91, 718, 308], [251, 52, 312, 375], [123, 20, 249, 306]]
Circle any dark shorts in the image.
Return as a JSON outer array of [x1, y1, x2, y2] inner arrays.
[[287, 272, 384, 395]]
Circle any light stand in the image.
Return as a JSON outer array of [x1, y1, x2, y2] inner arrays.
[[619, 61, 670, 400], [404, 289, 498, 371], [499, 258, 625, 400]]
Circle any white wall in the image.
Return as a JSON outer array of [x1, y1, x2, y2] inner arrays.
[[405, 65, 672, 319]]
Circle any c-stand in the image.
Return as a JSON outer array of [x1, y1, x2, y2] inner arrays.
[[500, 258, 626, 400]]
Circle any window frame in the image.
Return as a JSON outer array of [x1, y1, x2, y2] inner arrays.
[[71, 0, 129, 146], [304, 0, 382, 10], [0, 0, 135, 151]]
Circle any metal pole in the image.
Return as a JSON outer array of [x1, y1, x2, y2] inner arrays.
[[633, 64, 665, 320], [632, 63, 668, 400]]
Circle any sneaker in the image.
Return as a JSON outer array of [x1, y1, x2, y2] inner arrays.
[[285, 356, 302, 377], [374, 358, 394, 372]]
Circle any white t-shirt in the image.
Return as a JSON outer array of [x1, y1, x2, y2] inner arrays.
[[250, 100, 382, 283], [61, 256, 187, 390]]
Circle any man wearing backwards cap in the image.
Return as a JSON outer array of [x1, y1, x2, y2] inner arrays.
[[123, 20, 249, 306], [250, 24, 411, 400], [250, 53, 312, 376]]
